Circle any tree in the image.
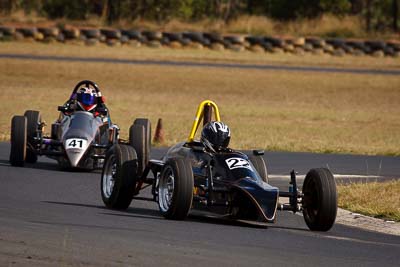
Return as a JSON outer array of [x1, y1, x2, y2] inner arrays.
[[268, 0, 351, 20], [393, 0, 399, 31]]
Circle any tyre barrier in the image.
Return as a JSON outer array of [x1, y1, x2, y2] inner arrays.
[[38, 27, 59, 38], [61, 28, 80, 40], [0, 26, 15, 36], [80, 28, 100, 39], [100, 29, 121, 40], [0, 25, 399, 58], [141, 30, 162, 41]]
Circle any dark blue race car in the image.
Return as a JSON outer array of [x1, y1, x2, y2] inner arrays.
[[100, 100, 338, 231]]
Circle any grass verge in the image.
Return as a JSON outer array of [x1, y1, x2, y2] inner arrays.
[[0, 43, 399, 155], [338, 180, 400, 222], [1, 42, 400, 71]]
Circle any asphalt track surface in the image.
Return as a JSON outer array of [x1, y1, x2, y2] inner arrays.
[[0, 142, 399, 266], [1, 53, 400, 76]]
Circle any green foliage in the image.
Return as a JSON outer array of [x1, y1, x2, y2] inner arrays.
[[43, 0, 89, 20], [322, 28, 356, 38], [268, 0, 351, 20], [320, 0, 351, 14], [2, 0, 398, 32], [365, 0, 399, 31]]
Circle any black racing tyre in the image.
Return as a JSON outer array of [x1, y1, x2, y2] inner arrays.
[[24, 110, 41, 141], [129, 125, 147, 176], [302, 168, 337, 231], [25, 145, 38, 163], [133, 118, 151, 148], [101, 144, 138, 209], [9, 116, 27, 167], [24, 110, 41, 163], [158, 158, 194, 220], [130, 118, 151, 175], [249, 155, 268, 183]]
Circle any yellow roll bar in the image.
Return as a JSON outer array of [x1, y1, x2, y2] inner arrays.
[[188, 100, 221, 142]]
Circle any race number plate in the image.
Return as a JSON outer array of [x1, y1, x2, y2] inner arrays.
[[65, 138, 87, 149], [225, 157, 253, 171]]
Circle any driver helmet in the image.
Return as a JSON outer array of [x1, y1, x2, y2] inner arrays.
[[201, 121, 231, 151], [76, 87, 97, 111]]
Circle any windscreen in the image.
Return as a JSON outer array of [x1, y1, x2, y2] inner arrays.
[[213, 152, 261, 182], [62, 111, 102, 141]]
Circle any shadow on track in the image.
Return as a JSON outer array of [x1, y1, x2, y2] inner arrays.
[[43, 201, 105, 209], [42, 200, 311, 232], [0, 159, 102, 174]]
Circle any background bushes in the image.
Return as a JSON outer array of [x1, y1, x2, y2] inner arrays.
[[0, 0, 398, 33]]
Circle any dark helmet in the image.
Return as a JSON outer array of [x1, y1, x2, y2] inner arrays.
[[76, 87, 97, 111], [201, 121, 231, 150]]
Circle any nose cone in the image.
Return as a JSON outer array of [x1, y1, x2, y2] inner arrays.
[[64, 138, 89, 167], [232, 177, 279, 222]]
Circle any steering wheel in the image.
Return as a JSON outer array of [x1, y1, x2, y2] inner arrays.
[[72, 80, 101, 94]]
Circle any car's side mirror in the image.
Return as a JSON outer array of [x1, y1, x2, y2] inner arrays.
[[58, 106, 68, 112], [192, 145, 205, 153], [97, 107, 108, 116], [253, 149, 264, 156]]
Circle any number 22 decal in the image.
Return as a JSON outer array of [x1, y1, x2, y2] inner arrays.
[[225, 157, 253, 171]]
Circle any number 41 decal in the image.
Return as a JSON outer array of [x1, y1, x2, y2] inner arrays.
[[225, 157, 253, 171], [66, 138, 87, 149]]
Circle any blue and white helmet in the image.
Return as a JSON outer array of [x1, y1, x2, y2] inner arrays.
[[201, 121, 231, 150], [76, 87, 97, 111]]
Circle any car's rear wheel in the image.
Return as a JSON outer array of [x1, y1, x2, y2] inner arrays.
[[24, 110, 41, 163], [101, 144, 138, 210], [158, 158, 193, 220], [129, 118, 151, 176], [9, 116, 27, 167], [302, 168, 337, 231], [249, 155, 268, 183]]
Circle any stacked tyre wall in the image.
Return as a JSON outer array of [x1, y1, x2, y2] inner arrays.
[[1, 26, 399, 58]]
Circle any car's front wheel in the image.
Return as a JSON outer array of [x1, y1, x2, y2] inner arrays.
[[158, 158, 193, 220], [101, 144, 138, 210], [302, 168, 337, 231], [9, 116, 27, 167], [24, 110, 41, 163], [129, 118, 151, 177]]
